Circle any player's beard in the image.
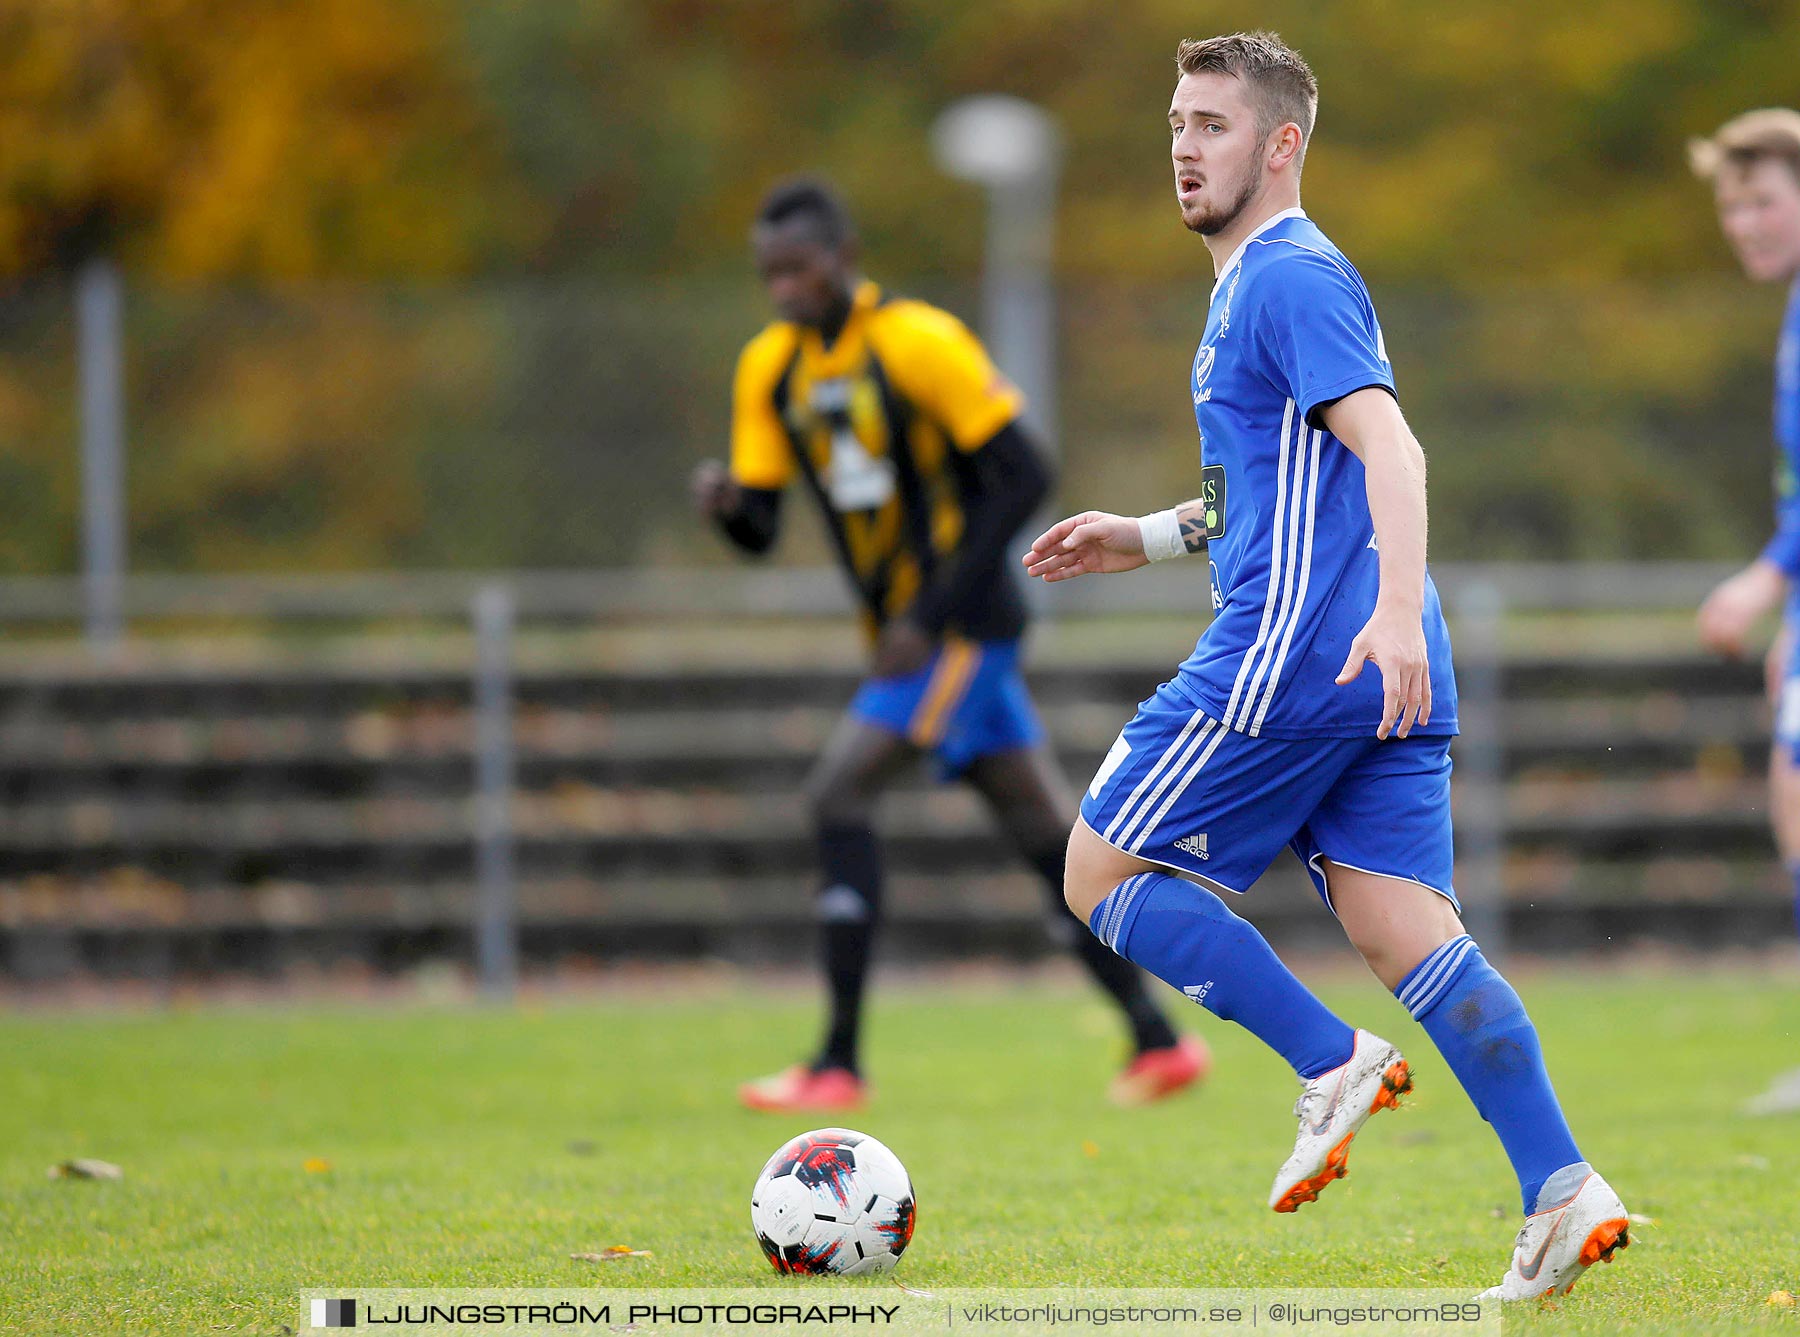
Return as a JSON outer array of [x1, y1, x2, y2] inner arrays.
[[1184, 159, 1261, 237]]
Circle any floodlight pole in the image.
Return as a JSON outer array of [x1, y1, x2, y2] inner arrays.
[[931, 96, 1062, 455]]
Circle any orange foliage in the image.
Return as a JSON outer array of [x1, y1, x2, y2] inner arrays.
[[0, 0, 522, 277]]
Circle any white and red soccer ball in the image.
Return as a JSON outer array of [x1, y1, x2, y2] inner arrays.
[[750, 1128, 916, 1275]]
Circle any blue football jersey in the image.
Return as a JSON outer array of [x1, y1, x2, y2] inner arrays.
[[1761, 279, 1800, 577], [1171, 209, 1459, 739]]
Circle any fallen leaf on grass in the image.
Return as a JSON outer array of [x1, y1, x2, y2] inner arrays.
[[1080, 1140, 1100, 1159], [1768, 1291, 1797, 1308], [48, 1159, 123, 1181], [303, 1158, 333, 1174], [573, 1247, 653, 1263], [1391, 1130, 1438, 1147]]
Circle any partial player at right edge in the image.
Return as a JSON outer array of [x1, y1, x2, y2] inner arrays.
[[1689, 107, 1800, 1118], [1024, 32, 1629, 1301]]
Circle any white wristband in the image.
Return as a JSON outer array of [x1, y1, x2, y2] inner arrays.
[[1137, 508, 1184, 563]]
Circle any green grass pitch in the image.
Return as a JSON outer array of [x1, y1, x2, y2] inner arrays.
[[3, 968, 1798, 1334]]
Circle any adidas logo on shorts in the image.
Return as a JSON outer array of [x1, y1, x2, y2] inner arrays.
[[1174, 833, 1210, 860]]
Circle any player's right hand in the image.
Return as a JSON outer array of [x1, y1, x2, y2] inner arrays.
[[690, 459, 742, 518], [1022, 511, 1149, 582], [1336, 602, 1432, 740]]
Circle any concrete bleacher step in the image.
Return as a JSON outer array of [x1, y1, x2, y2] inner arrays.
[[0, 694, 1771, 807], [0, 775, 1781, 896], [6, 867, 1787, 982], [0, 639, 1786, 974]]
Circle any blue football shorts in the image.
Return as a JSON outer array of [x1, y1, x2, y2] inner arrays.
[[1079, 680, 1459, 912], [850, 637, 1046, 779]]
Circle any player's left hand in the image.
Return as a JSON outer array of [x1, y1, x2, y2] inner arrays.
[[872, 618, 936, 678], [1336, 602, 1431, 740]]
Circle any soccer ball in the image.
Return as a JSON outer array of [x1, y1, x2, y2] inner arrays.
[[750, 1128, 916, 1275]]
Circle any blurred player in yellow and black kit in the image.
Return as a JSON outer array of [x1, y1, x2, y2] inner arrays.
[[693, 178, 1207, 1112]]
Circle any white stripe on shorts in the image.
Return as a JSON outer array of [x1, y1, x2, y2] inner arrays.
[[1102, 708, 1208, 844], [1127, 720, 1232, 853], [1111, 717, 1219, 851]]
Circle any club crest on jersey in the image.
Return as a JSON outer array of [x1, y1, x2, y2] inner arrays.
[[1192, 345, 1216, 405]]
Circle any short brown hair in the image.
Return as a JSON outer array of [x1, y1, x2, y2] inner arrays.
[[1175, 32, 1318, 160], [1688, 108, 1800, 185]]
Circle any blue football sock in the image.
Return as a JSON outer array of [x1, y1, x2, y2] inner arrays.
[[1089, 872, 1355, 1079], [1396, 934, 1583, 1213]]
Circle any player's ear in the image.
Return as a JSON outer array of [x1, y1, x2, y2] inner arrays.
[[1268, 123, 1302, 173]]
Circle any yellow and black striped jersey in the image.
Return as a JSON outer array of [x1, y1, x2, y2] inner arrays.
[[730, 281, 1027, 639]]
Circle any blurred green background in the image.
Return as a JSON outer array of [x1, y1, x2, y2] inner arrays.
[[3, 0, 1797, 574]]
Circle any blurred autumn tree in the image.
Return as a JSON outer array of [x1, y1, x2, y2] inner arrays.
[[2, 0, 1799, 572], [0, 0, 520, 276], [0, 0, 527, 571]]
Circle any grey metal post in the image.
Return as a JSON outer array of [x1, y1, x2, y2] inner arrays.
[[982, 172, 1059, 453], [1456, 580, 1508, 960], [77, 258, 126, 654], [930, 96, 1063, 454], [472, 581, 518, 999]]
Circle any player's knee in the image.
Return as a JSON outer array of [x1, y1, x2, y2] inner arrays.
[[1345, 913, 1465, 992], [1063, 877, 1107, 927], [1348, 938, 1416, 993], [1062, 824, 1130, 926], [803, 772, 875, 828]]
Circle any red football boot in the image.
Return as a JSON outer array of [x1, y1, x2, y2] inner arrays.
[[1108, 1035, 1212, 1106], [738, 1064, 868, 1114]]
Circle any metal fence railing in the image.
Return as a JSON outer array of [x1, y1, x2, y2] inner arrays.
[[0, 559, 1743, 627]]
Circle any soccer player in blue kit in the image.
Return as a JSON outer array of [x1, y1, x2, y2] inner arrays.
[[1024, 33, 1630, 1299], [1690, 108, 1800, 1117]]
